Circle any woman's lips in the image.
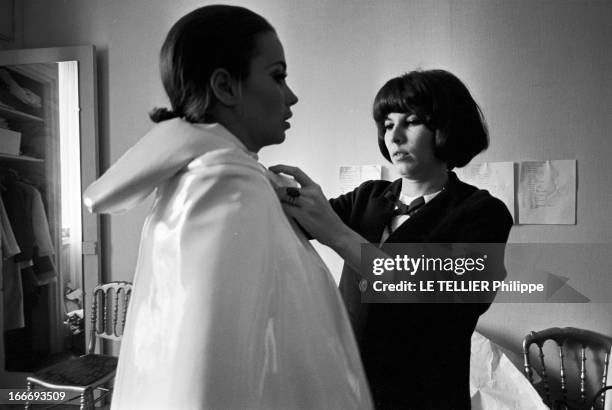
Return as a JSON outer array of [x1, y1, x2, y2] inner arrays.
[[283, 113, 292, 129], [393, 151, 410, 161]]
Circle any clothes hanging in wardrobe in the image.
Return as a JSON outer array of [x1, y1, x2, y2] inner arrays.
[[1, 195, 24, 330], [2, 179, 57, 287], [2, 176, 57, 371], [0, 193, 20, 257]]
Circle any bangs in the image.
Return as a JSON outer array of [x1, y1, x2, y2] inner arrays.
[[372, 69, 488, 167], [372, 76, 429, 123]]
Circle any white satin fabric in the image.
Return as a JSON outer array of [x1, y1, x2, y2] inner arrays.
[[83, 119, 372, 409]]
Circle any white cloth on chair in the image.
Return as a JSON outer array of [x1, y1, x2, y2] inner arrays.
[[83, 119, 372, 410], [470, 331, 547, 410]]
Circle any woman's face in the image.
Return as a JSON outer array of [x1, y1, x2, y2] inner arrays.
[[236, 32, 298, 152], [383, 112, 447, 179]]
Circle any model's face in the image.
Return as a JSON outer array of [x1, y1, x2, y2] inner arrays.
[[383, 112, 446, 179], [236, 32, 298, 152]]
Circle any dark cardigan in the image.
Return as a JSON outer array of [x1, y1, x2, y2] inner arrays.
[[330, 172, 513, 409]]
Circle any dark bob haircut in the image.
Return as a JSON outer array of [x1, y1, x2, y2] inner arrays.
[[150, 5, 275, 123], [372, 69, 489, 169]]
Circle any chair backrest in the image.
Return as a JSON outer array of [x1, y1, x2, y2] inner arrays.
[[523, 327, 612, 409], [88, 281, 132, 354]]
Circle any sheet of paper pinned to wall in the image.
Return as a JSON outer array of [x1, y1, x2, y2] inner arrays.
[[339, 165, 381, 194], [518, 159, 576, 224], [455, 162, 515, 221]]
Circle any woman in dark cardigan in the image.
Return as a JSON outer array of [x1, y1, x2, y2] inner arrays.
[[272, 69, 513, 409]]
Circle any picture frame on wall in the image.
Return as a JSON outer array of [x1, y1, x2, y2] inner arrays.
[[0, 0, 15, 41]]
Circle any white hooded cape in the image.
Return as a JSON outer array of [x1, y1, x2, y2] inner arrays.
[[83, 119, 372, 409]]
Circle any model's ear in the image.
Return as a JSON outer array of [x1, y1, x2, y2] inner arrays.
[[209, 68, 240, 106]]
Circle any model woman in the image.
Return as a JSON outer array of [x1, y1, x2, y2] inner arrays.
[[84, 6, 372, 409]]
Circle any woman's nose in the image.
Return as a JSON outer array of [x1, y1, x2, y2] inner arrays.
[[391, 126, 406, 144], [286, 85, 298, 106]]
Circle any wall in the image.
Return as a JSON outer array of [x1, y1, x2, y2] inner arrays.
[[20, 0, 612, 363]]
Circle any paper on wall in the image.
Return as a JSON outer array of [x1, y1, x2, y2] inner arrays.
[[518, 159, 576, 224], [339, 165, 381, 194], [455, 162, 515, 221]]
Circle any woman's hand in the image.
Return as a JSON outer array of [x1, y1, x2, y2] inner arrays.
[[270, 164, 388, 276], [268, 164, 350, 249]]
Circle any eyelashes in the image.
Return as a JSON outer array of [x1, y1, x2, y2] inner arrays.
[[384, 115, 423, 130], [272, 72, 288, 83]]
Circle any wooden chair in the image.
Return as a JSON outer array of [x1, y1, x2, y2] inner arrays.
[[25, 281, 132, 409], [523, 327, 612, 410], [590, 386, 612, 410]]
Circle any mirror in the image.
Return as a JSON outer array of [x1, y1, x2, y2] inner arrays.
[[0, 46, 99, 386]]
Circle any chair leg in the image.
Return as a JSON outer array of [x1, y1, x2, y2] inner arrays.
[[24, 382, 33, 410], [87, 389, 96, 409], [80, 391, 87, 410], [80, 389, 94, 410]]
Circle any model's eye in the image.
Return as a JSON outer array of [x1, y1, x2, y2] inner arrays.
[[383, 122, 394, 131], [272, 72, 287, 83]]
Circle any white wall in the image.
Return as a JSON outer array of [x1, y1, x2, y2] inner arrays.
[[21, 0, 612, 360]]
